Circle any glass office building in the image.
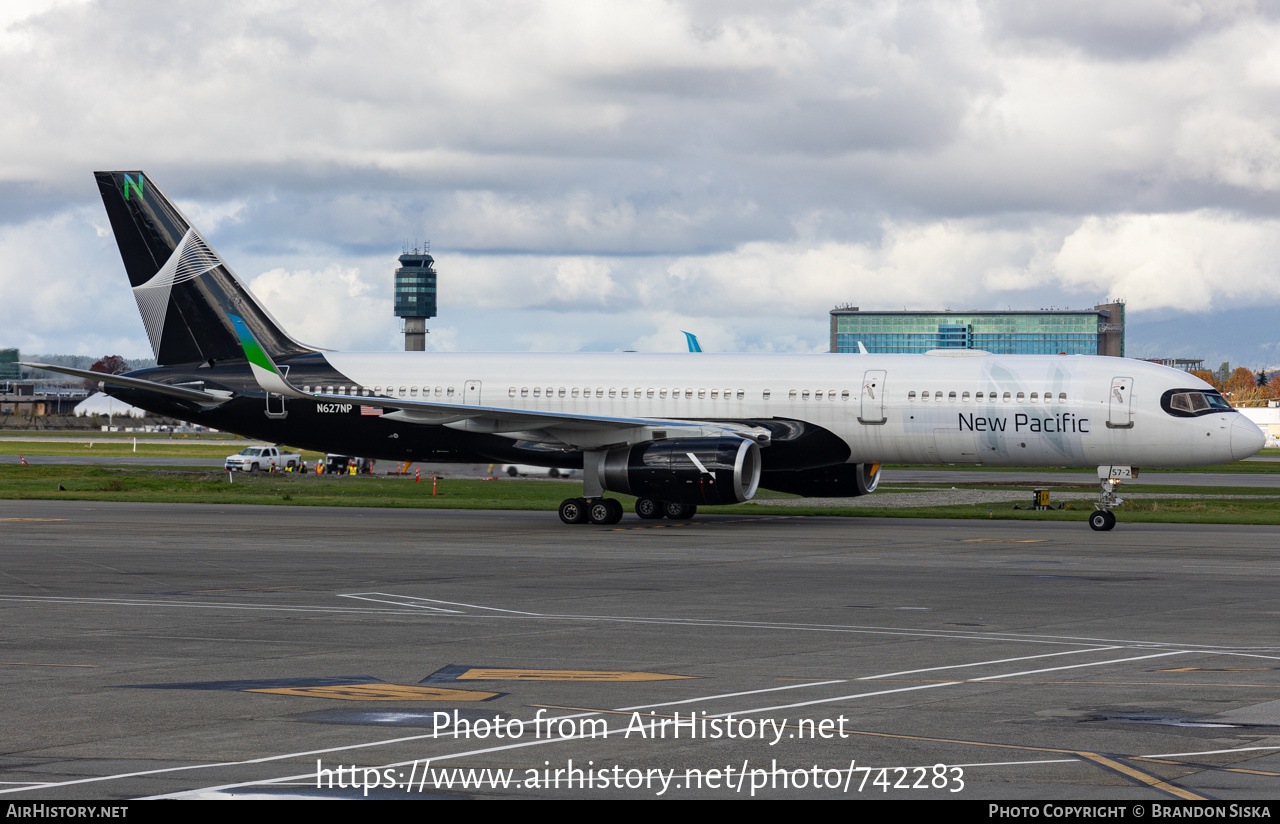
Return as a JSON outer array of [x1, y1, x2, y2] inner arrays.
[[830, 304, 1124, 357]]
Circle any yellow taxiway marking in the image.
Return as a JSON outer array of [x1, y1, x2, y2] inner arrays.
[[246, 684, 500, 701], [188, 586, 306, 594], [1160, 667, 1275, 673], [455, 668, 693, 682], [0, 518, 67, 522], [961, 538, 1046, 543], [612, 516, 793, 532], [531, 705, 1209, 800], [1075, 753, 1205, 801]]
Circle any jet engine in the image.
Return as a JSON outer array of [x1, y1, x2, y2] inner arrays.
[[759, 462, 880, 497], [600, 437, 761, 505]]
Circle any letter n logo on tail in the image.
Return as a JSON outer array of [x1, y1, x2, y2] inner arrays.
[[123, 174, 144, 201]]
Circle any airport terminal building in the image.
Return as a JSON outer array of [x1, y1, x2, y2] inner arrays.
[[830, 303, 1125, 357]]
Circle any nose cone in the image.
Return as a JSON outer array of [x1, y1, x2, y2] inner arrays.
[[1231, 416, 1266, 461]]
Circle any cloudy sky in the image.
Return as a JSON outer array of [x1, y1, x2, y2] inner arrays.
[[3, 0, 1279, 361]]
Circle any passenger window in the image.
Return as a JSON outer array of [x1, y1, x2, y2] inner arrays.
[[713, 389, 721, 399], [572, 388, 580, 398], [647, 388, 654, 398], [1016, 392, 1024, 402], [948, 391, 956, 401], [520, 387, 528, 397], [410, 386, 419, 397], [446, 387, 455, 397], [559, 388, 566, 398], [608, 388, 616, 398], [1058, 392, 1067, 402], [1030, 392, 1038, 402], [398, 386, 407, 397], [737, 390, 744, 399], [841, 390, 849, 400], [802, 390, 810, 399], [685, 389, 693, 399], [1003, 392, 1011, 402], [789, 389, 797, 400], [908, 391, 917, 401], [698, 389, 705, 399], [621, 388, 629, 398], [962, 391, 970, 401], [660, 389, 668, 398], [535, 388, 543, 397], [761, 390, 769, 400]]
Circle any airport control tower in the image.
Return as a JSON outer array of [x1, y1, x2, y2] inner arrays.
[[394, 245, 437, 351]]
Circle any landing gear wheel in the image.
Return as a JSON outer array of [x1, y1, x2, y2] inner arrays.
[[588, 498, 624, 525], [663, 502, 697, 520], [635, 497, 663, 519], [559, 497, 588, 524], [1089, 510, 1117, 531]]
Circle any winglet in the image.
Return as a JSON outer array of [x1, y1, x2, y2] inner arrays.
[[683, 331, 702, 353], [228, 314, 307, 398]]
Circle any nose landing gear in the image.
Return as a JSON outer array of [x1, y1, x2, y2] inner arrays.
[[1090, 466, 1133, 531]]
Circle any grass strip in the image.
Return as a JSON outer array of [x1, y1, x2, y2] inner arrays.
[[1, 466, 1277, 525]]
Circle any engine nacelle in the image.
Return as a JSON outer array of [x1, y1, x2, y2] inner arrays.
[[601, 438, 761, 505], [758, 462, 881, 497]]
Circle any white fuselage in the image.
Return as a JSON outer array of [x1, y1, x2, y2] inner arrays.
[[310, 350, 1265, 469]]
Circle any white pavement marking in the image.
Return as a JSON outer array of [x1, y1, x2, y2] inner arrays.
[[334, 594, 463, 613], [5, 592, 1276, 654], [708, 651, 1192, 717], [966, 651, 1191, 681], [857, 647, 1122, 679], [338, 592, 540, 615], [135, 649, 1165, 798]]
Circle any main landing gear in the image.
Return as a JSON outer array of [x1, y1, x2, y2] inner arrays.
[[558, 496, 698, 525], [558, 497, 623, 525], [558, 449, 704, 526]]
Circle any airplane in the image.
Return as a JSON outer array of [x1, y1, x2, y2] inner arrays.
[[21, 172, 1267, 531]]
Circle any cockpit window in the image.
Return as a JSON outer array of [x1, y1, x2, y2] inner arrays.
[[1161, 388, 1232, 417]]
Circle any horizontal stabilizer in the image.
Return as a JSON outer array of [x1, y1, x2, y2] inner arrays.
[[19, 363, 232, 406]]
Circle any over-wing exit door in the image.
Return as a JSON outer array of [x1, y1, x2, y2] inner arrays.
[[858, 370, 886, 425]]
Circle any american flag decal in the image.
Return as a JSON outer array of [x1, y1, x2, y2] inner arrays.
[[360, 406, 383, 416]]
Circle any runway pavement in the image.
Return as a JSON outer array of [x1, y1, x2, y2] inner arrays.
[[0, 499, 1278, 800]]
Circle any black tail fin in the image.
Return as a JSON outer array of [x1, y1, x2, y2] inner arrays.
[[95, 171, 316, 366]]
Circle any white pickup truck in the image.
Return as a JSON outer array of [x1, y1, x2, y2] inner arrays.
[[224, 446, 302, 472]]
